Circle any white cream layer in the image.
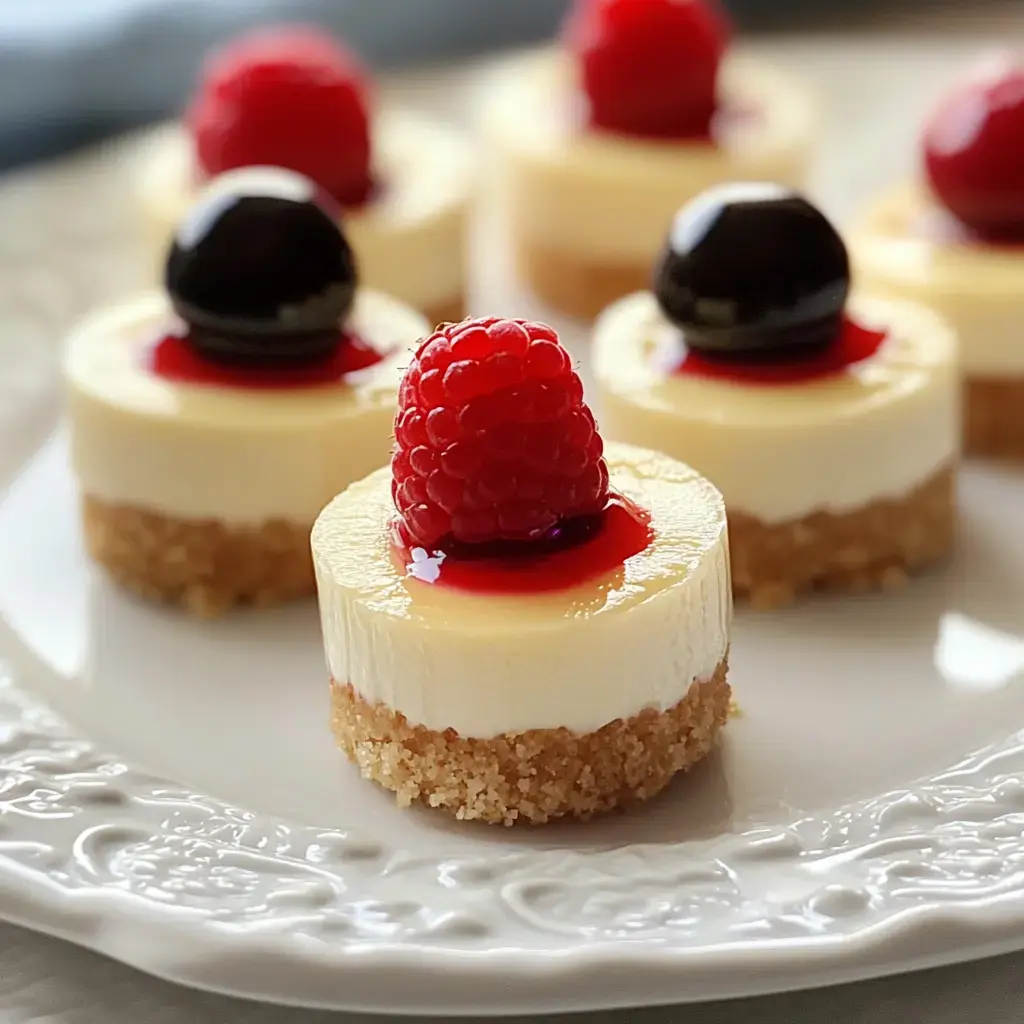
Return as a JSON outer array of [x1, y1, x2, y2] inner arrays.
[[312, 442, 731, 738], [592, 293, 959, 524], [851, 182, 1024, 377], [132, 110, 476, 312], [482, 49, 816, 263], [65, 290, 428, 524]]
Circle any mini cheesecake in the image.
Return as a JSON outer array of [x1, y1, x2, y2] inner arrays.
[[851, 59, 1024, 459], [312, 317, 732, 825], [483, 0, 815, 321], [594, 184, 959, 609], [132, 26, 474, 326], [66, 169, 428, 616]]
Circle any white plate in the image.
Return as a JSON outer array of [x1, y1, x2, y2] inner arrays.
[[3, 41, 1024, 1018]]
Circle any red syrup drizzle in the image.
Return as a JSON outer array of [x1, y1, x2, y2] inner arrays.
[[668, 316, 889, 386], [149, 327, 385, 389], [393, 494, 655, 595]]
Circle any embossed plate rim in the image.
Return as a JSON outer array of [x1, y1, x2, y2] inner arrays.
[[2, 130, 1024, 1016]]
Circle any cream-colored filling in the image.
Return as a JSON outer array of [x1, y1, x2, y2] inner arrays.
[[481, 49, 816, 262], [592, 293, 959, 524], [312, 443, 731, 738], [132, 110, 475, 311], [851, 181, 1024, 377], [64, 290, 429, 524]]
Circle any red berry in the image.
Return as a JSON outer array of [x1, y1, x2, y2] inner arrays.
[[564, 0, 730, 141], [923, 59, 1024, 239], [187, 25, 374, 208], [391, 317, 610, 549]]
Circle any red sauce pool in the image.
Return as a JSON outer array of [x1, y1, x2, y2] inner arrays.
[[667, 317, 888, 385], [394, 494, 655, 595], [149, 328, 385, 389]]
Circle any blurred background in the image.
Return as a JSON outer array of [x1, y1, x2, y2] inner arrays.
[[0, 0, 1021, 171]]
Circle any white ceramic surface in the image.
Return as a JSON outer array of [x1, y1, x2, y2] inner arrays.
[[2, 39, 1024, 1018]]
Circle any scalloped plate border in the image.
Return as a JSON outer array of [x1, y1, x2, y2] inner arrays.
[[2, 138, 1024, 1017]]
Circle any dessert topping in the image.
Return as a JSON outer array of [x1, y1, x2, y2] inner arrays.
[[160, 167, 372, 379], [654, 182, 854, 365], [188, 25, 375, 208], [565, 0, 730, 141], [391, 317, 610, 550], [923, 60, 1024, 240]]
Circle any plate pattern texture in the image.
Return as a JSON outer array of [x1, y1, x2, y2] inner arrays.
[[2, 140, 1024, 1015]]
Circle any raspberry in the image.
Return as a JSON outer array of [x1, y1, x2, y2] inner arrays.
[[187, 25, 374, 208], [564, 0, 730, 141], [391, 317, 610, 549]]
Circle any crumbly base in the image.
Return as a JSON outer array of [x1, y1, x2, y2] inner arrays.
[[330, 659, 731, 826], [964, 377, 1024, 460], [422, 295, 468, 331], [729, 466, 955, 610], [82, 495, 315, 617], [515, 239, 651, 322]]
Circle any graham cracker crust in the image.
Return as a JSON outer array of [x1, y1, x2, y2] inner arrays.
[[422, 295, 467, 331], [515, 240, 651, 322], [330, 658, 731, 826], [82, 495, 315, 617], [729, 466, 955, 610], [964, 377, 1024, 460]]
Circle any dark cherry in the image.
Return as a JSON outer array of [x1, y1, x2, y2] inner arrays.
[[653, 183, 850, 359], [165, 168, 357, 367], [922, 60, 1024, 241]]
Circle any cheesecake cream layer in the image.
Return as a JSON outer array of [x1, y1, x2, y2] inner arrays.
[[133, 110, 475, 313], [483, 49, 815, 263], [851, 182, 1024, 377], [65, 290, 428, 525], [593, 294, 959, 524], [312, 442, 731, 738]]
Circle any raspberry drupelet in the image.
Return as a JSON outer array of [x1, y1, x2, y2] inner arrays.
[[390, 317, 609, 550]]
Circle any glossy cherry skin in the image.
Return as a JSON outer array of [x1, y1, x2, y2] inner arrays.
[[653, 183, 850, 358], [923, 62, 1024, 240], [565, 0, 730, 141], [165, 169, 357, 367]]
